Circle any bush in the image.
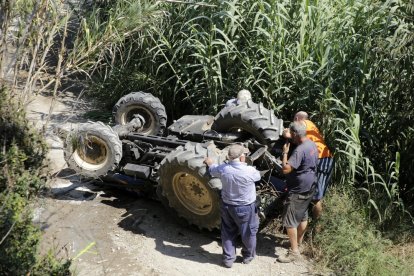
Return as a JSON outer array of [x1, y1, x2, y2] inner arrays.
[[312, 188, 414, 275], [63, 1, 414, 273], [0, 86, 72, 275], [31, 250, 72, 276], [74, 1, 414, 211]]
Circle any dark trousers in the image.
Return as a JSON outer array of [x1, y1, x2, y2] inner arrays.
[[315, 157, 335, 200], [220, 201, 259, 265]]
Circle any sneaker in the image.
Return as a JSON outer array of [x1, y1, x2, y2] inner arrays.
[[279, 240, 305, 253], [277, 249, 301, 263]]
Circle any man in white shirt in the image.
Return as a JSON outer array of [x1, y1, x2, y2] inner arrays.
[[204, 144, 261, 268]]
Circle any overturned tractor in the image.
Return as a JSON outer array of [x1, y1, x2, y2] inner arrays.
[[64, 91, 286, 230]]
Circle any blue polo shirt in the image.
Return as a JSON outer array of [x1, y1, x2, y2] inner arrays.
[[208, 161, 261, 205]]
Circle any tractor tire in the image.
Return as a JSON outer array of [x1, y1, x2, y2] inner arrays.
[[64, 121, 122, 178], [158, 143, 222, 230], [211, 101, 284, 145], [113, 91, 167, 136]]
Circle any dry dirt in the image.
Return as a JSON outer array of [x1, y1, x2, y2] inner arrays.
[[27, 91, 314, 276]]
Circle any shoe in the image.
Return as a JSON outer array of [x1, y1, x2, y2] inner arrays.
[[277, 249, 301, 263], [279, 240, 305, 253], [223, 261, 233, 268], [242, 257, 254, 264]]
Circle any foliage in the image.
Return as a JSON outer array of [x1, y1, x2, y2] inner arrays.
[[68, 0, 414, 273], [31, 250, 72, 276], [326, 95, 412, 230], [74, 0, 414, 221], [2, 0, 411, 274], [0, 86, 72, 275], [67, 0, 163, 104], [312, 188, 414, 275], [0, 90, 48, 174]]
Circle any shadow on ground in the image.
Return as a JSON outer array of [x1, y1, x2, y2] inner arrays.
[[46, 169, 290, 267]]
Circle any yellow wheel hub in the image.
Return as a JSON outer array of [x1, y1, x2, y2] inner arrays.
[[73, 135, 109, 170], [172, 172, 213, 215]]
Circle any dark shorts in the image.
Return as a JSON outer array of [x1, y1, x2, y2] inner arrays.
[[282, 187, 316, 228], [314, 157, 334, 200]]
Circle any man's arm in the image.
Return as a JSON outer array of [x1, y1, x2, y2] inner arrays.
[[204, 157, 221, 177], [251, 167, 261, 182], [282, 154, 293, 174]]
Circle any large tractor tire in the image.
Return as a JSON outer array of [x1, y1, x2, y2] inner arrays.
[[64, 122, 122, 178], [211, 101, 284, 145], [113, 92, 167, 136], [158, 143, 223, 230]]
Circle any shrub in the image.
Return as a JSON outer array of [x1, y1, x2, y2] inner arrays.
[[312, 188, 414, 275], [0, 86, 72, 275], [51, 0, 414, 273], [73, 1, 414, 203]]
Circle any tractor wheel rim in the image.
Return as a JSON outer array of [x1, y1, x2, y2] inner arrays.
[[73, 135, 109, 170], [172, 171, 213, 215], [121, 106, 155, 135]]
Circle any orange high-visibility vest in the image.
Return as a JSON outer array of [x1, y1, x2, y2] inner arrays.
[[304, 120, 332, 158]]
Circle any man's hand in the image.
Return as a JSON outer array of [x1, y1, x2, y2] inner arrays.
[[282, 142, 290, 154], [281, 142, 292, 174], [282, 128, 292, 139], [204, 157, 214, 166]]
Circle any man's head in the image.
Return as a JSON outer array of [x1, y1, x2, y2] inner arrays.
[[227, 144, 248, 161], [289, 121, 307, 144], [294, 111, 308, 122], [237, 89, 252, 103]]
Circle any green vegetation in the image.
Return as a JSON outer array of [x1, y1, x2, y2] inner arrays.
[[75, 0, 414, 217], [314, 189, 414, 275], [1, 0, 72, 274], [1, 0, 413, 274], [0, 87, 71, 275], [69, 0, 414, 274]]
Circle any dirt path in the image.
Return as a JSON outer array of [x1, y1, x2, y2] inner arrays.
[[28, 91, 313, 276]]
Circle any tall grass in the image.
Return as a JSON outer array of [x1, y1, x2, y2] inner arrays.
[[313, 188, 414, 275], [327, 95, 412, 230], [78, 0, 414, 222], [66, 0, 164, 104], [58, 0, 414, 272]]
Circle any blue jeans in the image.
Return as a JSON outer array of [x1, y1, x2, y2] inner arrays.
[[314, 157, 334, 200], [220, 201, 259, 265]]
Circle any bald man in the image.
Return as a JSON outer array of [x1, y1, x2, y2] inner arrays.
[[283, 111, 334, 219]]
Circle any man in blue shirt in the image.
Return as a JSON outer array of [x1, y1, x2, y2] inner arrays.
[[204, 144, 261, 268], [278, 121, 318, 263]]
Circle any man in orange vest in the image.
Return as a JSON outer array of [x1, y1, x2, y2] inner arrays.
[[283, 111, 334, 219]]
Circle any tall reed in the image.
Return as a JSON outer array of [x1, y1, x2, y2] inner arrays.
[[73, 0, 414, 224]]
